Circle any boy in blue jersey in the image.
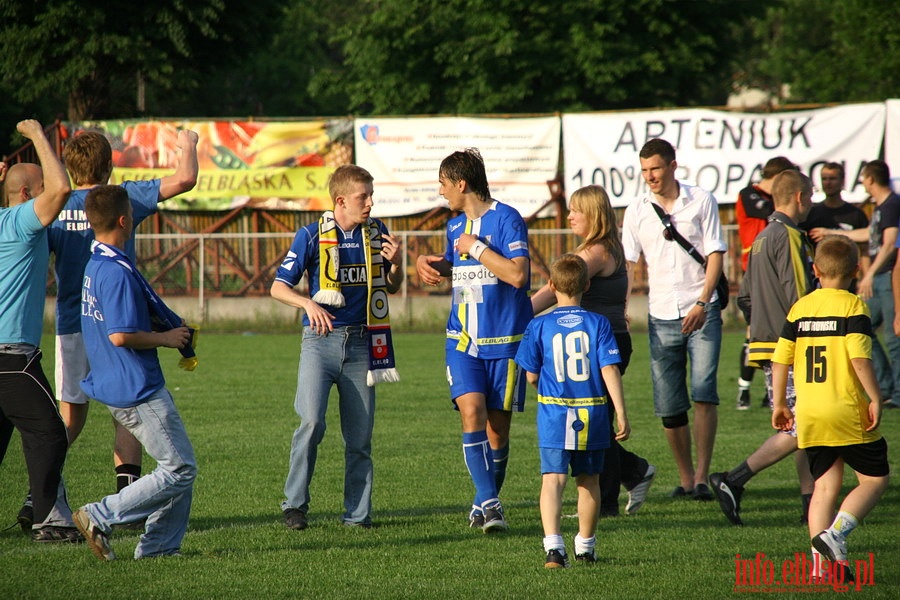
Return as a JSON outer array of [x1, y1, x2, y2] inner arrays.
[[0, 120, 78, 542], [51, 129, 198, 494], [272, 164, 403, 530], [516, 254, 630, 567], [73, 185, 197, 561], [417, 148, 532, 532]]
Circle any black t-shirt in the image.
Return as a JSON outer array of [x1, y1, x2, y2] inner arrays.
[[869, 193, 900, 274], [800, 201, 869, 238]]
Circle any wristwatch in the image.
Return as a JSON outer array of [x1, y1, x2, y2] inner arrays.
[[695, 300, 712, 313]]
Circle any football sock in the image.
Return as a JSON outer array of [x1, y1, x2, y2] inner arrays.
[[463, 431, 497, 508], [492, 443, 509, 493], [800, 493, 812, 522], [828, 511, 859, 540], [726, 460, 754, 488], [739, 340, 755, 382], [543, 534, 565, 553], [116, 463, 141, 492], [574, 534, 595, 556]]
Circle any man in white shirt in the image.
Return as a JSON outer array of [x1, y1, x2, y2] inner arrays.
[[622, 138, 726, 501]]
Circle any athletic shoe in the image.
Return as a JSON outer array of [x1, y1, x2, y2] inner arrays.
[[283, 508, 308, 530], [693, 483, 714, 501], [16, 499, 33, 536], [812, 531, 854, 583], [736, 389, 751, 410], [669, 486, 693, 498], [544, 548, 570, 569], [468, 508, 485, 529], [574, 550, 596, 564], [625, 464, 656, 515], [481, 503, 508, 533], [73, 508, 116, 561], [709, 472, 744, 525], [32, 526, 83, 543]]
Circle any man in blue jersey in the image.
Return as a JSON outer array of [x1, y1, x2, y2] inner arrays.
[[73, 185, 196, 561], [273, 164, 404, 530], [50, 129, 198, 494], [416, 148, 532, 532], [0, 120, 78, 542], [515, 253, 630, 567]]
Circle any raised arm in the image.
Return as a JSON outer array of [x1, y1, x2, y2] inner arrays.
[[19, 120, 70, 226], [158, 129, 199, 201]]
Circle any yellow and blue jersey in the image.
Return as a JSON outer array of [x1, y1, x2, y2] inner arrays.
[[515, 307, 621, 450]]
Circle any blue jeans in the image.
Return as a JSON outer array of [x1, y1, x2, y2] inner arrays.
[[648, 304, 722, 417], [283, 326, 375, 525], [84, 388, 196, 559], [867, 272, 900, 399]]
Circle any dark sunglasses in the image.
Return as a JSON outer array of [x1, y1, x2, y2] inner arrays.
[[661, 213, 674, 241]]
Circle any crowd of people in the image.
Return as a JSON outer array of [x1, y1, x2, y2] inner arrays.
[[0, 127, 890, 577]]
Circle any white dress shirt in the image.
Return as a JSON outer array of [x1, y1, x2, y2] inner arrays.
[[622, 182, 727, 320]]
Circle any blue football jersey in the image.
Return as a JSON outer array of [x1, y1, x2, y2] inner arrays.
[[515, 307, 621, 450], [444, 200, 531, 359]]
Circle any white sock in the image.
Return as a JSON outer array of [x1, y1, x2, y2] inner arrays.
[[543, 534, 565, 554], [828, 511, 859, 539], [574, 534, 595, 556], [737, 378, 751, 390]]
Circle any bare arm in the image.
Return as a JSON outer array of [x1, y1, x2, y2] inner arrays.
[[457, 233, 529, 288], [416, 254, 452, 286], [525, 370, 539, 389], [109, 327, 190, 350], [18, 120, 70, 226], [380, 233, 404, 293], [858, 227, 898, 300], [157, 129, 199, 201], [850, 357, 883, 431], [771, 361, 794, 432], [601, 364, 630, 441], [270, 279, 335, 333], [681, 250, 723, 335]]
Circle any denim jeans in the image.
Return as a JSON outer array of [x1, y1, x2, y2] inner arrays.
[[867, 271, 900, 399], [647, 304, 722, 417], [84, 388, 196, 559], [283, 326, 375, 525]]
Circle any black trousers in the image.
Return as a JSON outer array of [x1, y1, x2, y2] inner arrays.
[[0, 349, 68, 525]]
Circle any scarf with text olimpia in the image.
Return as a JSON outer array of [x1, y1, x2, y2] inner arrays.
[[312, 211, 399, 386]]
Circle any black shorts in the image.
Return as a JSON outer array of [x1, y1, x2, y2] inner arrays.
[[806, 437, 889, 480]]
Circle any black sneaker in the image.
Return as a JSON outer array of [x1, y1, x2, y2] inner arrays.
[[73, 508, 116, 561], [693, 483, 714, 501], [16, 500, 33, 536], [32, 526, 83, 543], [468, 509, 485, 529], [709, 472, 744, 525], [575, 550, 596, 564], [283, 508, 308, 530], [544, 548, 570, 569], [737, 389, 751, 410], [481, 503, 508, 533], [669, 486, 693, 498], [625, 464, 656, 515]]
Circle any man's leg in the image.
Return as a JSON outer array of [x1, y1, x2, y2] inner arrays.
[[875, 273, 900, 400], [688, 304, 722, 492]]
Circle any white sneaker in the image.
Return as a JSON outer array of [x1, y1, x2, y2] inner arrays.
[[812, 530, 848, 562], [625, 465, 656, 515]]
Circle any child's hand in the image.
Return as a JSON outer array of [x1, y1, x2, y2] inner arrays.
[[866, 401, 882, 431], [771, 406, 794, 432], [615, 415, 630, 441]]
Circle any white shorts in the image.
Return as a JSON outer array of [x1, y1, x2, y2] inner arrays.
[[55, 333, 90, 404]]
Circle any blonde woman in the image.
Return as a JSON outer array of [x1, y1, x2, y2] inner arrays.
[[531, 185, 656, 516]]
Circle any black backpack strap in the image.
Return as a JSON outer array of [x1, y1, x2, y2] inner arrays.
[[650, 202, 707, 267]]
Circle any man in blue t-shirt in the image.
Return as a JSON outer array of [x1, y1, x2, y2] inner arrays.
[[51, 129, 198, 493], [416, 148, 532, 532], [272, 164, 404, 530], [515, 253, 630, 567], [73, 185, 196, 561], [0, 120, 77, 542]]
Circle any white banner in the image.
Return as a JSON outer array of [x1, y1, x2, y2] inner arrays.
[[563, 104, 885, 207], [885, 99, 900, 191], [353, 116, 560, 217]]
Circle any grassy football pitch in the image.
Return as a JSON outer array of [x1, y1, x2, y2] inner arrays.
[[1, 331, 897, 599]]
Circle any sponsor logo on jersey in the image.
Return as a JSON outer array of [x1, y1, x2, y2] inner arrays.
[[449, 221, 463, 233], [508, 240, 527, 252], [557, 314, 584, 328], [451, 265, 498, 285], [340, 265, 368, 284], [798, 319, 837, 332]]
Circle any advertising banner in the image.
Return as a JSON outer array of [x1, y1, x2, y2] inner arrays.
[[353, 116, 560, 217], [885, 99, 900, 190], [70, 119, 353, 210], [563, 103, 885, 206]]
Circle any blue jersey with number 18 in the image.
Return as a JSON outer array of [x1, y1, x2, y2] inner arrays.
[[515, 307, 621, 450], [443, 200, 532, 359]]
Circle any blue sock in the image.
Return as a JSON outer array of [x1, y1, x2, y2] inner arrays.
[[493, 443, 509, 493], [463, 431, 497, 508]]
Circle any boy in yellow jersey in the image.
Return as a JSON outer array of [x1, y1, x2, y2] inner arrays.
[[772, 235, 889, 583]]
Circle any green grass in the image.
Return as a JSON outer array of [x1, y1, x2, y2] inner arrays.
[[1, 332, 898, 599]]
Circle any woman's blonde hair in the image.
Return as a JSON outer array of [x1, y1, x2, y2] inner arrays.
[[569, 185, 623, 268]]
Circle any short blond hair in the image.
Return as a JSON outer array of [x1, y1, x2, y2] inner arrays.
[[328, 165, 373, 201], [550, 253, 589, 297], [815, 235, 858, 279]]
